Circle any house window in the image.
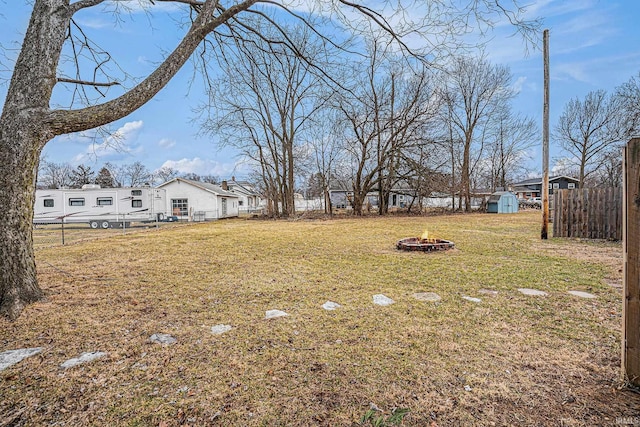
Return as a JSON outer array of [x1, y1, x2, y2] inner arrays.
[[399, 195, 405, 201], [132, 199, 142, 208], [44, 199, 54, 207], [69, 198, 85, 206], [239, 200, 244, 206], [568, 183, 575, 189], [131, 190, 142, 196], [97, 197, 113, 206], [553, 183, 559, 189], [172, 199, 188, 216]]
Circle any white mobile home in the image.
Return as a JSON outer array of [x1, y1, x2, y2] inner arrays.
[[34, 185, 168, 228], [157, 178, 239, 221]]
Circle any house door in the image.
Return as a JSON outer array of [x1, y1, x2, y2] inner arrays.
[[221, 198, 227, 217], [392, 194, 397, 206]]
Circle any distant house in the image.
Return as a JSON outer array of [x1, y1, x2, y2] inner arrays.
[[510, 176, 579, 199], [226, 178, 262, 213], [157, 178, 239, 221]]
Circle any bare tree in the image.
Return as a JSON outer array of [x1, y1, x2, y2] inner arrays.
[[482, 110, 537, 191], [37, 161, 73, 189], [554, 90, 626, 188], [335, 37, 438, 215], [206, 22, 323, 217], [153, 166, 179, 185], [616, 72, 640, 136], [122, 161, 152, 187], [0, 0, 539, 318], [440, 57, 514, 211]]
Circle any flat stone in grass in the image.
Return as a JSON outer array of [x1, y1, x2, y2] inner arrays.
[[412, 292, 441, 302], [322, 301, 342, 310], [462, 295, 481, 303], [373, 294, 395, 306], [150, 333, 177, 345], [478, 289, 499, 296], [265, 309, 288, 319], [0, 347, 43, 371], [518, 288, 548, 296], [211, 324, 233, 335], [60, 351, 107, 369], [568, 290, 596, 299]]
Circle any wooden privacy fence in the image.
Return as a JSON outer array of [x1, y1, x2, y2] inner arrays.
[[552, 187, 622, 240]]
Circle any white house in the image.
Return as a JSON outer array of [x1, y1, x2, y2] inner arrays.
[[226, 177, 262, 213], [157, 178, 239, 221]]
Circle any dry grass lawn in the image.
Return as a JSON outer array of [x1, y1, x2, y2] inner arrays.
[[2, 211, 639, 426]]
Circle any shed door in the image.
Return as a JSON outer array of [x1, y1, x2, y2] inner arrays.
[[221, 198, 227, 217]]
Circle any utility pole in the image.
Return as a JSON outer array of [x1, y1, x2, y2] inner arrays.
[[541, 29, 550, 239]]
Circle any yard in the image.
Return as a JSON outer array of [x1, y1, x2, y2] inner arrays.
[[1, 211, 639, 426]]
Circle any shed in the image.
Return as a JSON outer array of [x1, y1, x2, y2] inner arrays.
[[486, 191, 518, 214], [157, 178, 239, 221]]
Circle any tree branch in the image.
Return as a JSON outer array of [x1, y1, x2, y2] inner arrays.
[[57, 77, 120, 87], [47, 0, 259, 136], [70, 0, 107, 15]]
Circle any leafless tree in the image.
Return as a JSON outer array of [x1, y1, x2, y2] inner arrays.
[[615, 72, 640, 136], [591, 150, 623, 188], [37, 161, 73, 189], [481, 110, 537, 191], [121, 161, 152, 187], [153, 166, 179, 185], [0, 0, 539, 318], [554, 90, 626, 188], [204, 22, 324, 217], [439, 56, 514, 211], [335, 37, 438, 215]]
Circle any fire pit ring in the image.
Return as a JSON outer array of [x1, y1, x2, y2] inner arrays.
[[396, 237, 455, 252]]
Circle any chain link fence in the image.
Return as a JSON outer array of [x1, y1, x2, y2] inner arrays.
[[33, 220, 187, 250]]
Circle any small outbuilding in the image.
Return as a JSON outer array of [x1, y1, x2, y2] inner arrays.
[[157, 178, 239, 221], [486, 191, 518, 214]]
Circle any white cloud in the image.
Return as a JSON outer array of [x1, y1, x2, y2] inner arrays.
[[73, 120, 144, 163], [158, 138, 176, 149], [512, 76, 527, 94], [161, 157, 243, 177]]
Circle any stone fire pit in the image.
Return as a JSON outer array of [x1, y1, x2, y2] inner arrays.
[[396, 237, 455, 252]]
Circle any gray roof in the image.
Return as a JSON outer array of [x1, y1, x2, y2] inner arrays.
[[512, 175, 579, 186], [158, 178, 239, 198]]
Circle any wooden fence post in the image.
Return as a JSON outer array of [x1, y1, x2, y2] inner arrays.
[[623, 138, 640, 385]]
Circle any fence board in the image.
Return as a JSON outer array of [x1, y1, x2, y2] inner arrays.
[[552, 187, 622, 240], [624, 138, 640, 386]]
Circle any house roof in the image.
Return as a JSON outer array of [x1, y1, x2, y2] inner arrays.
[[157, 178, 239, 198], [227, 180, 260, 197], [511, 175, 579, 186]]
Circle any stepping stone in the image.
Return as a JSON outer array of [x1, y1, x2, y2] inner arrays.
[[60, 351, 107, 369], [211, 324, 232, 335], [462, 295, 481, 303], [478, 289, 499, 296], [322, 301, 342, 310], [518, 288, 548, 296], [0, 347, 43, 371], [150, 333, 177, 345], [265, 309, 288, 319], [412, 292, 441, 302], [373, 294, 395, 306], [567, 290, 596, 299]]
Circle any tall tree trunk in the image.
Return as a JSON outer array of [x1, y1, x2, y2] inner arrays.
[[462, 133, 472, 212], [0, 0, 258, 318], [0, 121, 45, 319]]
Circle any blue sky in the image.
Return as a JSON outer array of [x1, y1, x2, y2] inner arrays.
[[1, 0, 640, 179]]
